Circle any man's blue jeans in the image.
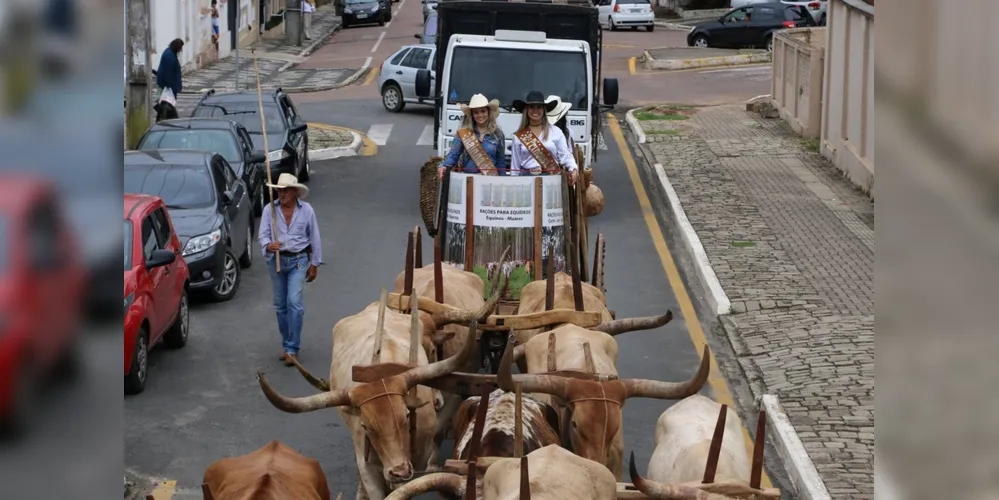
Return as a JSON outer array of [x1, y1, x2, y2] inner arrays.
[[267, 253, 308, 355]]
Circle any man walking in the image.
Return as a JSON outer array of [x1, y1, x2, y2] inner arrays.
[[155, 38, 184, 121], [258, 173, 323, 366], [302, 0, 316, 40]]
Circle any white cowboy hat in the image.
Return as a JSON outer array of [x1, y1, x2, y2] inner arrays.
[[460, 93, 500, 117], [545, 95, 571, 124], [266, 173, 310, 199]]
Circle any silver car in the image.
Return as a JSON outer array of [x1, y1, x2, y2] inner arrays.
[[422, 0, 437, 22], [377, 44, 437, 113]]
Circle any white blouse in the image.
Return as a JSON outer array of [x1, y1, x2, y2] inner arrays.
[[510, 125, 579, 175]]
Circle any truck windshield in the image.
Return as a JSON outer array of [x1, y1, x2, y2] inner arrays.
[[447, 47, 588, 110]]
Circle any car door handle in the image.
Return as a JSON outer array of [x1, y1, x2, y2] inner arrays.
[[396, 71, 403, 75]]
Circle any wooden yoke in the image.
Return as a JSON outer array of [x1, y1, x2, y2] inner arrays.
[[386, 293, 602, 330]]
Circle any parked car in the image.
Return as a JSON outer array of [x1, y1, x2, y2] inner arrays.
[[0, 174, 85, 433], [123, 150, 254, 303], [342, 0, 387, 28], [422, 0, 437, 22], [687, 2, 817, 52], [378, 44, 437, 113], [730, 0, 826, 24], [135, 118, 269, 217], [192, 89, 311, 182], [123, 194, 190, 395], [597, 0, 654, 31], [415, 11, 437, 45]]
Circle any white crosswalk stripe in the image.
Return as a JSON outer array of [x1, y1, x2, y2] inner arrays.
[[363, 122, 608, 150], [416, 124, 435, 146], [366, 124, 393, 146]]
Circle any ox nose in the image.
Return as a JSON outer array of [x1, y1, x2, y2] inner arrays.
[[388, 462, 414, 481]]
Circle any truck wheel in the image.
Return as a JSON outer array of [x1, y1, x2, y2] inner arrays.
[[382, 83, 406, 112], [125, 328, 148, 394]]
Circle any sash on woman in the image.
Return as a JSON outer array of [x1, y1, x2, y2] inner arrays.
[[456, 129, 498, 176], [514, 129, 560, 175]]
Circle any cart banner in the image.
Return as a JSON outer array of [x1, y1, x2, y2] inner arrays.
[[444, 173, 565, 228]]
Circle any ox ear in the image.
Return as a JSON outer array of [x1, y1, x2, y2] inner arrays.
[[406, 394, 432, 411]]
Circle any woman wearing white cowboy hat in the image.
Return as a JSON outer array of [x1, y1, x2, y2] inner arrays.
[[438, 93, 507, 178], [510, 90, 578, 183], [257, 173, 323, 366], [545, 95, 575, 150]]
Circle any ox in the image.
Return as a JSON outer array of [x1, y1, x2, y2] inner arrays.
[[628, 395, 781, 499], [499, 334, 711, 479], [384, 444, 619, 500], [515, 271, 611, 345], [201, 440, 331, 500], [256, 296, 487, 500]]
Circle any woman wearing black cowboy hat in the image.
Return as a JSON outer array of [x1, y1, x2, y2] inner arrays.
[[510, 90, 579, 184]]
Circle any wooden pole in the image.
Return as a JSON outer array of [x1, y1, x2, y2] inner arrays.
[[372, 288, 388, 364], [434, 234, 444, 303], [702, 404, 728, 484], [252, 49, 280, 272], [403, 231, 415, 312], [750, 410, 767, 489], [533, 177, 543, 281], [464, 176, 475, 272], [414, 226, 423, 268], [514, 382, 524, 458]]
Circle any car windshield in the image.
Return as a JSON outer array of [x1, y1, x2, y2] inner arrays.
[[345, 0, 372, 4], [193, 102, 286, 134], [123, 164, 216, 210], [447, 47, 588, 110], [124, 220, 132, 270], [139, 129, 242, 162]]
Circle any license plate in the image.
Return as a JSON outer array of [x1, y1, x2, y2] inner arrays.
[[631, 9, 643, 13], [357, 13, 368, 18]]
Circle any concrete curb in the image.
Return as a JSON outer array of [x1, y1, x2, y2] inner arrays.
[[284, 66, 370, 93], [309, 131, 363, 160], [653, 163, 731, 315], [625, 108, 646, 144], [642, 48, 771, 71], [277, 21, 344, 72], [761, 395, 832, 500], [653, 20, 693, 30]]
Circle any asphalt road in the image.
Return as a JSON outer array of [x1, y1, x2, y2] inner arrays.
[[124, 95, 723, 498]]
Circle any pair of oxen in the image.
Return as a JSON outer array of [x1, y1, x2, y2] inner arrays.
[[203, 233, 781, 500]]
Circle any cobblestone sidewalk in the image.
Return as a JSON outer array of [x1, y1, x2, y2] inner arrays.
[[636, 105, 874, 498], [308, 126, 354, 150]]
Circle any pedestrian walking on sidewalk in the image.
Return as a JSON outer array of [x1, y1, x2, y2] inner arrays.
[[154, 38, 184, 121], [303, 0, 316, 40], [258, 173, 323, 366]]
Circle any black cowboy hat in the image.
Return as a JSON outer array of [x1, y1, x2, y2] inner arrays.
[[513, 90, 559, 113]]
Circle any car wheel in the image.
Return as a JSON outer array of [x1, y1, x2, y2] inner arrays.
[[819, 13, 826, 25], [379, 19, 385, 26], [253, 185, 264, 217], [239, 224, 253, 268], [646, 24, 654, 32], [608, 16, 617, 31], [299, 149, 311, 182], [163, 289, 189, 349], [125, 327, 148, 394], [210, 248, 241, 302], [766, 35, 774, 52], [382, 83, 406, 113], [692, 34, 708, 47]]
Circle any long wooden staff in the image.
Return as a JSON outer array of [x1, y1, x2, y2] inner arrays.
[[252, 48, 281, 272]]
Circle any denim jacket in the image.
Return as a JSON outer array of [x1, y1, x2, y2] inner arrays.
[[442, 127, 508, 174]]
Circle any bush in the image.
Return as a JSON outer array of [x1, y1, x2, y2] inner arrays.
[[126, 107, 150, 150]]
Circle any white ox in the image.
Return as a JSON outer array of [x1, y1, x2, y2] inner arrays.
[[384, 445, 619, 500]]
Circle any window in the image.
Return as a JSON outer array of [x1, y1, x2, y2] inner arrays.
[[402, 48, 431, 69], [237, 128, 255, 155], [755, 6, 778, 18], [390, 48, 410, 65], [424, 16, 437, 37], [447, 47, 589, 110], [431, 51, 437, 72], [280, 96, 298, 124], [123, 220, 132, 270], [151, 208, 173, 248], [193, 101, 287, 134], [141, 216, 160, 262], [123, 164, 217, 209], [219, 158, 238, 189], [724, 6, 752, 22], [138, 129, 242, 163], [27, 201, 62, 271], [618, 0, 649, 4]]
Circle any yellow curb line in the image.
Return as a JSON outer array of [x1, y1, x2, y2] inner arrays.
[[307, 122, 378, 156], [607, 112, 773, 489], [362, 67, 380, 86], [149, 480, 176, 500], [628, 56, 637, 76]]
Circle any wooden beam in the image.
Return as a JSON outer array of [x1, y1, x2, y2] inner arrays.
[[444, 457, 505, 475], [479, 309, 602, 330]]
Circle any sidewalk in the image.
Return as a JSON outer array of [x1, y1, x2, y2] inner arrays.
[[630, 104, 874, 499], [180, 5, 365, 94]]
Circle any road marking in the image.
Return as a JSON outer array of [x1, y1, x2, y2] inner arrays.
[[367, 124, 393, 145], [607, 113, 773, 489], [636, 63, 773, 76], [628, 56, 637, 76], [371, 31, 386, 53], [150, 480, 177, 500], [417, 124, 435, 146], [363, 67, 380, 86]]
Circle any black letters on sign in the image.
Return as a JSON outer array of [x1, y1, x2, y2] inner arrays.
[[448, 114, 462, 121], [570, 119, 585, 126]]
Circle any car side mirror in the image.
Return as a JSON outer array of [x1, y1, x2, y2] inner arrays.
[[290, 123, 308, 135], [602, 77, 619, 106], [249, 151, 267, 163], [222, 190, 234, 205], [415, 69, 432, 98], [145, 248, 176, 270]]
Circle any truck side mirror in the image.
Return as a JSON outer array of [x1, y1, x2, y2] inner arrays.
[[415, 69, 432, 98], [602, 77, 619, 106]]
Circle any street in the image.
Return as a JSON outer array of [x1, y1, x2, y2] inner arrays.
[[125, 0, 786, 498]]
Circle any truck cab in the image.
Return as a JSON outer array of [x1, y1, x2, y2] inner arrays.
[[415, 0, 619, 170]]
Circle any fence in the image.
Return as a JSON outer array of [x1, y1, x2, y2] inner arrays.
[[771, 27, 825, 139], [820, 0, 874, 197]]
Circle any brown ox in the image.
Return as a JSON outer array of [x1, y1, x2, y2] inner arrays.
[[384, 444, 619, 499], [257, 296, 488, 500], [498, 335, 711, 480], [515, 272, 611, 345], [202, 440, 331, 500]]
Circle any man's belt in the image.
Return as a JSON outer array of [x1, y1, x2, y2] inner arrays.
[[278, 246, 311, 258]]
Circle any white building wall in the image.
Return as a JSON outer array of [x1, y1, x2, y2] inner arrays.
[[149, 0, 257, 74]]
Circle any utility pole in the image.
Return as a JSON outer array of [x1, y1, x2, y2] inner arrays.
[[234, 0, 241, 91], [285, 0, 304, 47], [125, 0, 154, 147]]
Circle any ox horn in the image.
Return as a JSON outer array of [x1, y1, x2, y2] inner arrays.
[[622, 345, 711, 400], [383, 473, 466, 500], [256, 372, 350, 413], [431, 247, 510, 329], [628, 451, 721, 500], [403, 320, 478, 388], [496, 335, 571, 400], [288, 355, 330, 392], [592, 310, 674, 336]]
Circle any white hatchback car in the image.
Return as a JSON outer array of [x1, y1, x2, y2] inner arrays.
[[377, 44, 437, 113], [730, 0, 826, 24], [597, 0, 655, 31]]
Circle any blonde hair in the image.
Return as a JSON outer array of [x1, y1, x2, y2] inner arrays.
[[460, 108, 501, 139], [517, 110, 551, 140]]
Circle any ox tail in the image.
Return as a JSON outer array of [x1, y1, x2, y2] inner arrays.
[[384, 473, 465, 500], [288, 355, 330, 392], [593, 310, 674, 336]]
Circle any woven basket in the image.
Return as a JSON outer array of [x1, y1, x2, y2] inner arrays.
[[420, 156, 444, 236]]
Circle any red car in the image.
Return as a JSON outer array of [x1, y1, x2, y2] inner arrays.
[[124, 194, 190, 394], [0, 175, 85, 432]]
